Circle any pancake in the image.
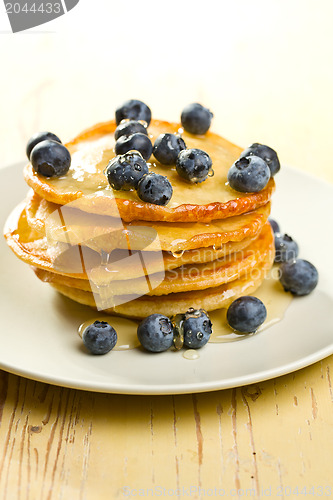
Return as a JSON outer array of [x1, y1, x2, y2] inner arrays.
[[25, 190, 259, 266], [25, 189, 57, 234], [32, 222, 273, 296], [3, 202, 100, 278], [4, 201, 262, 281], [24, 119, 275, 223], [25, 190, 271, 253], [47, 243, 274, 318]]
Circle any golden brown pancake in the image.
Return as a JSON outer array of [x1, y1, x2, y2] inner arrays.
[[25, 190, 270, 253], [47, 244, 274, 319], [5, 116, 277, 322], [4, 201, 263, 281], [3, 202, 100, 278], [32, 222, 273, 296], [25, 190, 259, 268], [24, 119, 275, 223]]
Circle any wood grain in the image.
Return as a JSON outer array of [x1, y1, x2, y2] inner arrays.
[[0, 358, 333, 499]]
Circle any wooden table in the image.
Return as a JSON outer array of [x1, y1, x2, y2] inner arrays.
[[1, 360, 332, 498], [1, 6, 333, 495]]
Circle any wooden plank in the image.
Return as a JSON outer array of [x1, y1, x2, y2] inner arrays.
[[1, 357, 333, 499]]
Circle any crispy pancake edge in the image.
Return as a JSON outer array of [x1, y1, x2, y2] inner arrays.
[[48, 246, 274, 319], [4, 201, 264, 280], [32, 222, 274, 295]]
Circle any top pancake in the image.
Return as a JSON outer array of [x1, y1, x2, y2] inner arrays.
[[24, 119, 275, 223]]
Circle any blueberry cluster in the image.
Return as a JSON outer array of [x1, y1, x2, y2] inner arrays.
[[151, 102, 214, 184], [114, 102, 153, 161], [26, 131, 71, 178], [152, 133, 213, 184], [137, 309, 212, 353], [107, 100, 172, 205], [80, 309, 213, 355], [105, 151, 173, 206], [107, 99, 216, 204], [269, 218, 318, 296], [225, 219, 319, 334], [227, 143, 281, 193]]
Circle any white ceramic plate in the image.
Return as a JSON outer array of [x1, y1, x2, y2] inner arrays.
[[1, 162, 333, 394]]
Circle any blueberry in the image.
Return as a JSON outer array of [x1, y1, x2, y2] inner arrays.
[[269, 218, 280, 234], [115, 99, 152, 126], [114, 120, 148, 141], [30, 140, 71, 177], [239, 143, 280, 176], [279, 259, 318, 296], [115, 133, 153, 161], [227, 296, 267, 333], [227, 156, 270, 193], [82, 321, 117, 355], [176, 148, 212, 183], [137, 172, 173, 206], [106, 151, 149, 191], [26, 131, 62, 160], [181, 103, 213, 135], [274, 233, 299, 263], [137, 314, 174, 352], [153, 133, 186, 165], [182, 308, 212, 349]]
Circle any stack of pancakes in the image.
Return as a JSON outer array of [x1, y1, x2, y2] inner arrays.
[[4, 120, 275, 318]]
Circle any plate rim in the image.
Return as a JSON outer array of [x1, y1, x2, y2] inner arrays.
[[1, 161, 333, 395], [0, 343, 333, 395]]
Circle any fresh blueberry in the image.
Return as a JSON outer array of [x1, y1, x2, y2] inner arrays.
[[153, 133, 186, 165], [106, 151, 149, 191], [239, 143, 280, 176], [227, 296, 267, 333], [274, 233, 299, 263], [82, 321, 117, 355], [115, 99, 152, 126], [137, 172, 173, 206], [182, 308, 212, 349], [181, 103, 213, 135], [279, 259, 318, 296], [114, 120, 148, 141], [115, 133, 153, 161], [26, 131, 62, 160], [30, 140, 71, 177], [269, 218, 280, 234], [227, 156, 270, 193], [176, 148, 212, 183], [137, 314, 174, 352]]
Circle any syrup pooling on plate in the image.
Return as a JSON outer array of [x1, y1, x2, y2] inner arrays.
[[209, 268, 293, 343], [78, 317, 140, 350], [77, 271, 292, 351], [183, 349, 200, 360]]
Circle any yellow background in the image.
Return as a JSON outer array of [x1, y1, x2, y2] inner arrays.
[[1, 0, 333, 182]]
